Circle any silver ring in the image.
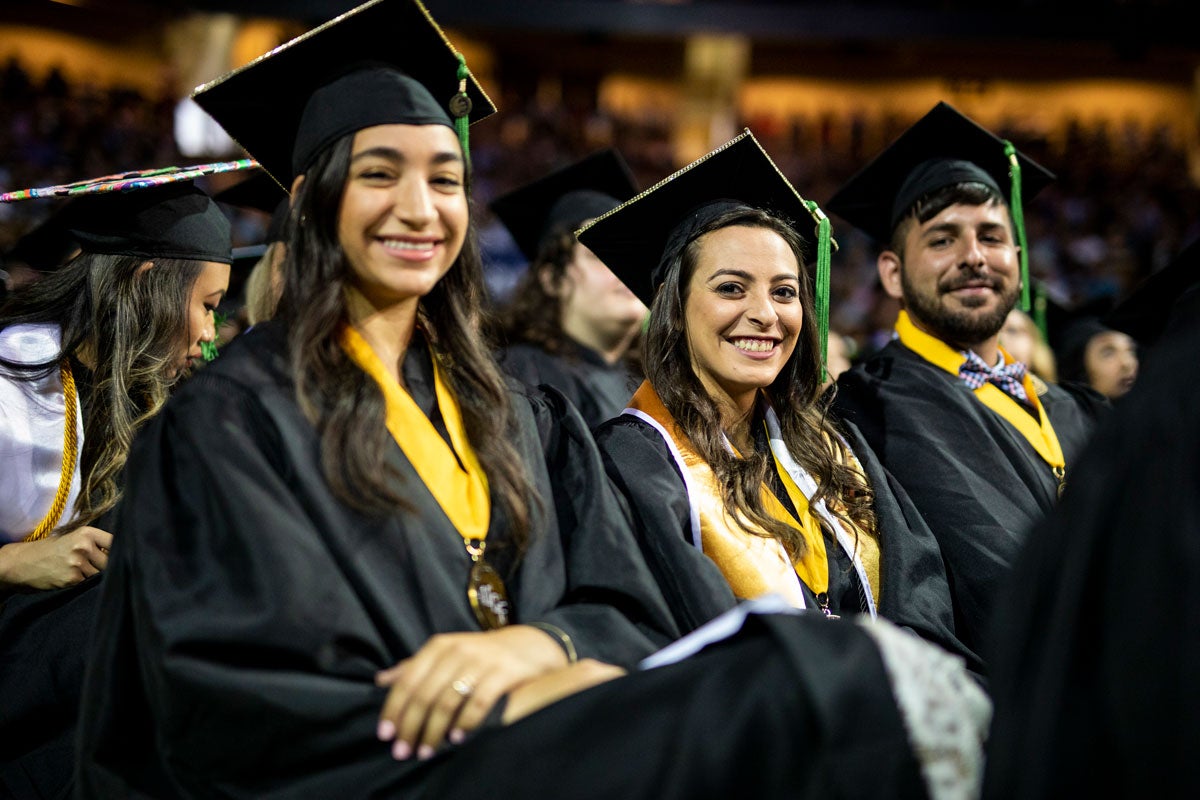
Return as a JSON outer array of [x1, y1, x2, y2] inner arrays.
[[451, 677, 475, 697]]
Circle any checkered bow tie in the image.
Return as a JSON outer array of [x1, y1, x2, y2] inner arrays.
[[958, 352, 1028, 401]]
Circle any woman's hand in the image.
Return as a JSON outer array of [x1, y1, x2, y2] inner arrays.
[[0, 526, 113, 590], [501, 659, 626, 725], [375, 624, 568, 760]]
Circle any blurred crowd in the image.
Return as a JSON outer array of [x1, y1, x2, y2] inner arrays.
[[3, 53, 1198, 360]]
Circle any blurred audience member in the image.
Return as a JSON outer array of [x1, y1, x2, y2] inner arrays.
[[1056, 316, 1138, 400], [999, 308, 1057, 383]]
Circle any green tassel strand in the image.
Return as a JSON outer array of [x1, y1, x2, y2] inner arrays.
[[1004, 140, 1031, 313], [804, 199, 832, 384], [200, 310, 227, 363], [454, 54, 472, 171]]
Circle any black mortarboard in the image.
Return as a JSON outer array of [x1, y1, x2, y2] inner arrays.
[[827, 102, 1055, 246], [577, 129, 837, 372], [68, 184, 231, 263], [191, 0, 496, 184], [489, 149, 639, 262], [0, 161, 250, 264], [1105, 236, 1200, 349]]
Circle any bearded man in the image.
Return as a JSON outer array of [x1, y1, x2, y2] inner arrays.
[[828, 103, 1107, 672]]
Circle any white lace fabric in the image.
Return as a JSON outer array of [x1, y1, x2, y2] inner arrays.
[[857, 617, 992, 800]]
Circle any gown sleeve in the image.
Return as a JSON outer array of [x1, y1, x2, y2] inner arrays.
[[837, 419, 984, 678], [76, 375, 421, 798], [516, 386, 684, 667], [592, 416, 740, 635]]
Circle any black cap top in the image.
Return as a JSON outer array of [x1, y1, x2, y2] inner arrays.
[[489, 149, 639, 262], [66, 182, 232, 264], [577, 130, 829, 309], [192, 0, 496, 183], [1105, 236, 1200, 348], [826, 101, 1055, 245]]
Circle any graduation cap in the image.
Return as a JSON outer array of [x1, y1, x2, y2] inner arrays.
[[3, 200, 81, 273], [191, 0, 497, 185], [577, 129, 837, 375], [826, 101, 1055, 313], [1105, 236, 1200, 349], [0, 160, 253, 265], [489, 149, 639, 263]]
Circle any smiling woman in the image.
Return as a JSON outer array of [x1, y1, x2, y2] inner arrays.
[[331, 125, 468, 320], [580, 131, 977, 670]]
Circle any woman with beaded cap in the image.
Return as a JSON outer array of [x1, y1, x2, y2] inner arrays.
[[0, 164, 242, 799], [579, 131, 977, 673]]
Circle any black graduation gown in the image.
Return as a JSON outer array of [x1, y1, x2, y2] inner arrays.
[[833, 340, 1107, 665], [593, 413, 978, 675], [497, 341, 637, 430], [0, 576, 102, 800], [982, 317, 1200, 800], [421, 611, 929, 800], [0, 366, 111, 800], [75, 322, 679, 799]]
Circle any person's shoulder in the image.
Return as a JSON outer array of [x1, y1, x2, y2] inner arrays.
[[838, 339, 926, 387], [165, 322, 292, 425], [593, 411, 666, 451], [0, 322, 60, 363], [183, 322, 289, 396], [1040, 376, 1110, 417]]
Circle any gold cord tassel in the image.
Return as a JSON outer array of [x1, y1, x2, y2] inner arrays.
[[26, 359, 78, 541]]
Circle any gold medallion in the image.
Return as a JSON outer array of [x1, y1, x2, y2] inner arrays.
[[449, 93, 473, 118], [465, 540, 510, 629]]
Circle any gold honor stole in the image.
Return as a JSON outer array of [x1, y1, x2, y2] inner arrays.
[[624, 382, 877, 616], [893, 310, 1066, 490], [339, 325, 490, 542]]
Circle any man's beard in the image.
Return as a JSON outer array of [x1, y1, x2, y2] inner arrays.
[[900, 264, 1019, 348]]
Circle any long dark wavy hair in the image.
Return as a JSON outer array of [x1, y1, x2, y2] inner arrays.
[[276, 132, 535, 549], [643, 206, 876, 554], [495, 228, 576, 356], [0, 252, 203, 530]]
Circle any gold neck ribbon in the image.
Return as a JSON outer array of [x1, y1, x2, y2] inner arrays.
[[894, 309, 1065, 476], [626, 381, 828, 600], [339, 324, 490, 542]]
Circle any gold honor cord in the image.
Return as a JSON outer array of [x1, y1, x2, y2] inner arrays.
[[338, 326, 509, 628], [26, 360, 78, 541], [894, 311, 1066, 492]]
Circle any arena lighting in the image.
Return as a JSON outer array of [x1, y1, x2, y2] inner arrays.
[[174, 96, 239, 159]]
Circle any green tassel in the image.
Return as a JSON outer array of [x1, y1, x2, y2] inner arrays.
[[804, 199, 832, 384], [1004, 140, 1031, 313], [200, 310, 227, 363], [454, 54, 472, 171]]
